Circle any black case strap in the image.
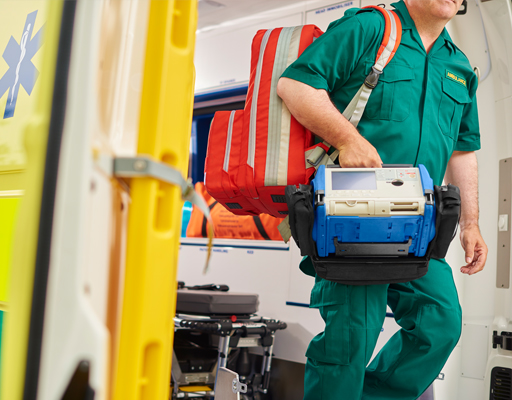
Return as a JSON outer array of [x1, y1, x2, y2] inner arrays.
[[252, 216, 271, 240], [427, 184, 461, 259], [285, 185, 317, 256]]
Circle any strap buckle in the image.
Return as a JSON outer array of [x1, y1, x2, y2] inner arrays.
[[364, 66, 383, 89], [306, 146, 327, 167]]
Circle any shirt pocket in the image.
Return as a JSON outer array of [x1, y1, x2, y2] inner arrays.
[[438, 78, 471, 141], [364, 62, 415, 122]]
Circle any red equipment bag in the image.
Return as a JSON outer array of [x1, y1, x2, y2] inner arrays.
[[204, 109, 260, 215], [205, 25, 323, 217], [237, 25, 324, 217]]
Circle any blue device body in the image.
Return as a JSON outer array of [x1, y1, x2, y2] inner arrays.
[[311, 165, 436, 258]]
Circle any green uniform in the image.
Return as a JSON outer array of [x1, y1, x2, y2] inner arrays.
[[281, 1, 480, 399]]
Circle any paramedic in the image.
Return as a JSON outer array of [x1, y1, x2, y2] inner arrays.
[[276, 0, 488, 399]]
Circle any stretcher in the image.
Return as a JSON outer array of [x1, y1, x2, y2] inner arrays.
[[172, 288, 287, 399]]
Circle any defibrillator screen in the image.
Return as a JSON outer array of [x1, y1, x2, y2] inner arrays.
[[331, 171, 377, 190]]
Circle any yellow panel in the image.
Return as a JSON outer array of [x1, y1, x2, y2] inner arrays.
[[0, 196, 20, 303], [0, 311, 4, 364], [0, 1, 64, 399], [0, 2, 47, 172], [0, 173, 25, 192], [112, 1, 198, 400]]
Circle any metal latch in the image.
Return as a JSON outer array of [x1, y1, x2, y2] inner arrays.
[[315, 190, 325, 207], [424, 189, 434, 206], [113, 155, 210, 216], [113, 156, 213, 272], [232, 378, 247, 394], [114, 156, 195, 198], [493, 331, 512, 350]]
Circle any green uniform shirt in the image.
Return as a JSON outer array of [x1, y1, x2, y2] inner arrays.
[[281, 1, 481, 305]]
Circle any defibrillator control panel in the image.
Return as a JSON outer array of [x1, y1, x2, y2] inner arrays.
[[312, 165, 436, 258], [322, 167, 428, 217]]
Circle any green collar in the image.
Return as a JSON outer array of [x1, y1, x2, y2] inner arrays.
[[390, 0, 416, 30], [391, 0, 457, 53]]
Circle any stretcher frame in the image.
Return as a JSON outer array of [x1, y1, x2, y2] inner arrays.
[[111, 2, 198, 400], [172, 313, 287, 398]]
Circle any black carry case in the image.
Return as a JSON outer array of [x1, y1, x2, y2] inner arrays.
[[285, 183, 461, 285], [176, 289, 259, 316]]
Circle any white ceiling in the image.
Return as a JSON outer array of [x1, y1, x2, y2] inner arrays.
[[197, 0, 302, 30]]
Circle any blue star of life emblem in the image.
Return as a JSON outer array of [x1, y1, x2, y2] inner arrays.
[[0, 10, 44, 119]]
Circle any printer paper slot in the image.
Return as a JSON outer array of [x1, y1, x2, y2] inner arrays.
[[390, 202, 419, 213]]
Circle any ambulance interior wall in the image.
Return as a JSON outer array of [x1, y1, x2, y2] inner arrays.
[[178, 1, 509, 399]]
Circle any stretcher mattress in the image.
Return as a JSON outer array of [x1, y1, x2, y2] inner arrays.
[[176, 290, 259, 315]]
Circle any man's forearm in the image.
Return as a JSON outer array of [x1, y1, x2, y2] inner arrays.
[[444, 151, 479, 229], [276, 77, 382, 168], [276, 77, 358, 148]]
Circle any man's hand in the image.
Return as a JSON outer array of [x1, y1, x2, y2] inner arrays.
[[459, 225, 488, 275], [445, 151, 487, 276], [337, 134, 382, 168]]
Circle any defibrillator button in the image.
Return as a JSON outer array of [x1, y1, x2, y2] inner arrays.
[[392, 179, 404, 186]]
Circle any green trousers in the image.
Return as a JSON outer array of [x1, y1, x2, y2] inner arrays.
[[303, 259, 462, 399]]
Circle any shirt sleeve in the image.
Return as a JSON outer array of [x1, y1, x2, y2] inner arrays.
[[281, 10, 382, 93], [455, 73, 481, 151]]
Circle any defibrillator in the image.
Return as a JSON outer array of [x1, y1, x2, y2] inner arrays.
[[311, 164, 436, 258], [285, 164, 461, 285]]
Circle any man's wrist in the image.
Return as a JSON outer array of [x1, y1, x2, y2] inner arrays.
[[460, 221, 480, 231], [333, 128, 362, 151]]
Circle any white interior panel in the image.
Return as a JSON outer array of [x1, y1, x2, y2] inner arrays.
[[446, 1, 491, 79], [457, 376, 486, 400], [197, 0, 304, 31], [460, 323, 490, 380], [434, 344, 462, 400], [195, 13, 303, 92], [480, 0, 512, 102], [286, 241, 313, 306], [305, 1, 359, 31]]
